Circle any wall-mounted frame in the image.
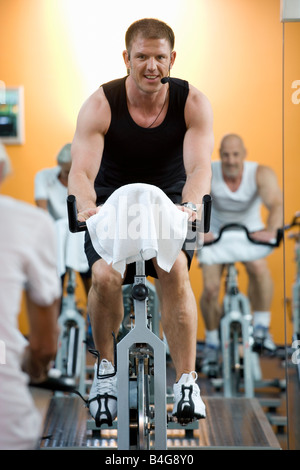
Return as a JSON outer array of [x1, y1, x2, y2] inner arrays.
[[0, 86, 24, 144], [281, 0, 300, 22]]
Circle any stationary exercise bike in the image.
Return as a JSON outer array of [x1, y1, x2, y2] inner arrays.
[[55, 267, 87, 397], [30, 270, 85, 395], [202, 224, 282, 398], [67, 192, 211, 450], [284, 213, 300, 381]]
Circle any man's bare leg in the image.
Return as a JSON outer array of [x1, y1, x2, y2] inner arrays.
[[153, 252, 206, 420], [244, 258, 276, 351], [87, 259, 123, 425], [245, 259, 273, 312], [88, 259, 124, 364], [200, 263, 223, 332], [153, 253, 197, 381], [199, 263, 224, 375]]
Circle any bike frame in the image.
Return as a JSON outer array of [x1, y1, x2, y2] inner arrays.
[[66, 192, 211, 450]]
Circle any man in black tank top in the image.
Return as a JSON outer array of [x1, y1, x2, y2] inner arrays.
[[69, 18, 214, 426]]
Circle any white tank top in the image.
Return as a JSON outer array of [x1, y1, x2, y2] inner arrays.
[[210, 160, 264, 235]]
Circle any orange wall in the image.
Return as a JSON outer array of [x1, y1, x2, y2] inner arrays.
[[0, 0, 299, 344]]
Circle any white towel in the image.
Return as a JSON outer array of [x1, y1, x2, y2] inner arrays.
[[198, 230, 274, 265], [55, 218, 90, 277], [86, 183, 189, 277]]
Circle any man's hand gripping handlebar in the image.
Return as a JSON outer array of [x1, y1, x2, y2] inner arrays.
[[67, 193, 212, 234], [203, 223, 283, 248]]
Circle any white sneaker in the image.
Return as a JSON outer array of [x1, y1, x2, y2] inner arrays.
[[202, 344, 219, 377], [253, 325, 277, 354], [88, 359, 117, 427], [172, 371, 206, 423]]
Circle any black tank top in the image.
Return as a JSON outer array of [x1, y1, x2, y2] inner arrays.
[[94, 76, 189, 204]]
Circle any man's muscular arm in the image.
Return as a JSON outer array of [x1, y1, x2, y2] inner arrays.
[[251, 165, 283, 242], [68, 88, 110, 222], [179, 85, 214, 221]]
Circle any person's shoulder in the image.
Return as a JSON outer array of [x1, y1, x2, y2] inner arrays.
[[211, 160, 220, 169], [256, 163, 274, 174], [0, 194, 15, 211], [187, 83, 213, 112], [86, 77, 126, 104], [36, 166, 59, 175], [184, 83, 213, 128], [1, 195, 52, 222], [169, 77, 209, 102], [35, 166, 59, 184], [169, 77, 189, 89], [79, 85, 111, 120], [243, 160, 258, 172], [256, 163, 277, 183], [101, 77, 126, 92], [0, 194, 29, 212], [20, 197, 52, 219]]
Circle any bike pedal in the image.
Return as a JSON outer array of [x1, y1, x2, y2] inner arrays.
[[29, 370, 76, 392], [176, 415, 202, 426], [177, 418, 195, 426]]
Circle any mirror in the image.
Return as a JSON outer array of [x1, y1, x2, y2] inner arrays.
[[282, 17, 300, 450]]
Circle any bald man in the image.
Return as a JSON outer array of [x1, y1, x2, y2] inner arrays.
[[198, 134, 283, 375]]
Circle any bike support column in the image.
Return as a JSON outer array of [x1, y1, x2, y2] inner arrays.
[[117, 273, 167, 450]]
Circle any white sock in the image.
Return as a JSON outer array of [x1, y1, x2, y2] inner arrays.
[[205, 329, 220, 348], [177, 371, 196, 384], [177, 373, 189, 384], [253, 311, 271, 329]]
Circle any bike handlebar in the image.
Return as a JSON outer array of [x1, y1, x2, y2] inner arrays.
[[67, 195, 87, 233], [204, 223, 283, 248], [67, 193, 212, 234], [202, 194, 212, 233], [284, 214, 300, 232]]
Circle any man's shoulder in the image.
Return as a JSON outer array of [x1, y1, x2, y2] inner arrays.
[[169, 77, 189, 89], [245, 160, 258, 168], [256, 163, 276, 180], [101, 77, 127, 93], [211, 160, 221, 173], [1, 195, 54, 226], [35, 166, 60, 185], [186, 83, 213, 118], [36, 166, 59, 177]]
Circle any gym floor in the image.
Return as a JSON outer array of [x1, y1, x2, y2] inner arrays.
[[31, 345, 299, 450], [170, 346, 290, 450]]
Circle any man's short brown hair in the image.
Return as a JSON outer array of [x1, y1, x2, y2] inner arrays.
[[125, 18, 175, 55]]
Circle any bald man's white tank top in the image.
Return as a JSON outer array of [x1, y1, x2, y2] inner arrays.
[[210, 160, 264, 235]]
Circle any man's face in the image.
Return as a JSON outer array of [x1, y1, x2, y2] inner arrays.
[[220, 137, 246, 179], [123, 35, 176, 94]]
